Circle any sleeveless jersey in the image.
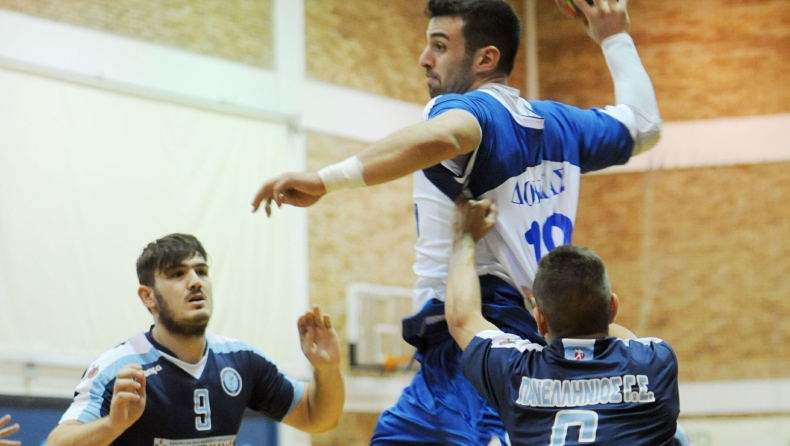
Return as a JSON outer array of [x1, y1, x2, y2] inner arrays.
[[59, 331, 304, 445], [463, 331, 679, 445], [412, 84, 634, 311]]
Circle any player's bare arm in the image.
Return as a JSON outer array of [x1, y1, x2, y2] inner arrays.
[[0, 414, 20, 446], [281, 305, 345, 434], [445, 197, 499, 351], [356, 109, 481, 187], [251, 109, 481, 216], [47, 364, 147, 446]]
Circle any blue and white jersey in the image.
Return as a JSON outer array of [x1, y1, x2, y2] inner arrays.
[[462, 331, 679, 446], [412, 84, 634, 310], [60, 330, 304, 445]]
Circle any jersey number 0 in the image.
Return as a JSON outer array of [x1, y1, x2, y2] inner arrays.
[[549, 409, 598, 445]]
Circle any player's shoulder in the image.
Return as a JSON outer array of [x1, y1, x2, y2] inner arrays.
[[207, 332, 272, 361], [528, 99, 584, 119], [618, 336, 670, 348], [95, 332, 156, 365], [423, 88, 500, 115], [473, 330, 543, 353], [615, 337, 677, 363], [424, 91, 476, 111], [530, 99, 625, 130], [81, 332, 159, 385]]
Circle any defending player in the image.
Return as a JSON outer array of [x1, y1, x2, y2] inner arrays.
[[47, 234, 344, 445], [253, 0, 659, 443], [447, 197, 679, 445]]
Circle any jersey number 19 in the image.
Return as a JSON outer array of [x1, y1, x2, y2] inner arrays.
[[525, 213, 573, 262]]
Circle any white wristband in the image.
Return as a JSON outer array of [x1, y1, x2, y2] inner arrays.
[[317, 156, 366, 193]]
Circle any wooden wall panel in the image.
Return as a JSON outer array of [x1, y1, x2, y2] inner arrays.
[[306, 0, 528, 105], [0, 0, 273, 68], [305, 0, 429, 104], [312, 412, 380, 446], [575, 162, 790, 382], [537, 0, 790, 120]]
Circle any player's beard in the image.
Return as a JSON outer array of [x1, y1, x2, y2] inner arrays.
[[428, 54, 475, 98], [154, 288, 209, 337]]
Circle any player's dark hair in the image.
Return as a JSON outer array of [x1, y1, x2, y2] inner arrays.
[[136, 233, 208, 287], [425, 0, 521, 76], [532, 245, 612, 339]]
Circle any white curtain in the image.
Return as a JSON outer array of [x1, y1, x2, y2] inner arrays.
[[0, 67, 300, 375]]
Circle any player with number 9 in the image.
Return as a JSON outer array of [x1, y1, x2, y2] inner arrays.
[[47, 234, 344, 445]]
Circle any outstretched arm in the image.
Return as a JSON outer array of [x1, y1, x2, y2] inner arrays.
[[575, 0, 661, 155], [0, 414, 20, 446], [281, 305, 345, 434], [251, 109, 482, 215], [445, 197, 499, 351], [47, 364, 147, 446]]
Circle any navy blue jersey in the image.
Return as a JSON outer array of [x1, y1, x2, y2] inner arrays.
[[462, 331, 679, 446], [60, 331, 304, 445]]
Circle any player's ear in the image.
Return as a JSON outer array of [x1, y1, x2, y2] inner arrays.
[[138, 285, 157, 311], [473, 45, 500, 75], [609, 293, 619, 324], [534, 306, 549, 337]]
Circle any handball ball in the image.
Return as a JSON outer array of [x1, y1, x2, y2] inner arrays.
[[555, 0, 594, 18], [383, 355, 398, 372]]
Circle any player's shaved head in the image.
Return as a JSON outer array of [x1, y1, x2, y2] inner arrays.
[[136, 233, 208, 287], [532, 245, 612, 339]]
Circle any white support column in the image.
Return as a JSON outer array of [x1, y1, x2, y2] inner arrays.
[[525, 0, 539, 100], [272, 1, 311, 445], [274, 0, 306, 119]]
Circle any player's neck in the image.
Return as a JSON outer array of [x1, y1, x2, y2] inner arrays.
[[471, 73, 508, 91], [546, 332, 609, 344], [151, 325, 207, 364]]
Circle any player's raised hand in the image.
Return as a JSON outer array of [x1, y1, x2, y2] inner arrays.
[[251, 172, 327, 216], [298, 305, 341, 372], [0, 414, 20, 446], [573, 0, 630, 44], [453, 195, 498, 243], [109, 364, 146, 430]]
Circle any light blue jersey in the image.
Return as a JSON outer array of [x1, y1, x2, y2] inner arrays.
[[60, 330, 304, 445]]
